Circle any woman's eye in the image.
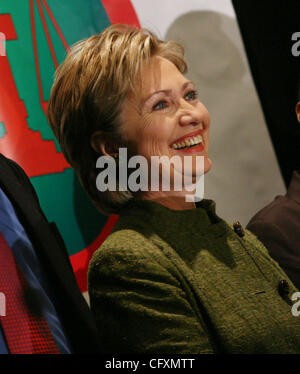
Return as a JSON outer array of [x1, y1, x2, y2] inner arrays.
[[153, 100, 168, 111], [185, 90, 198, 101]]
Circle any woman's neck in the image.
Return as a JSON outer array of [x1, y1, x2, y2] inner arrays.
[[141, 190, 197, 211]]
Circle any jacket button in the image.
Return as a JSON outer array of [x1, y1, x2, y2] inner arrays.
[[278, 280, 290, 296], [233, 221, 245, 237]]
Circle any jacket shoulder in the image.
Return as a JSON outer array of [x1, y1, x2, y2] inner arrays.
[[89, 228, 167, 275], [87, 227, 214, 354]]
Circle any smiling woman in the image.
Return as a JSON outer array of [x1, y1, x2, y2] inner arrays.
[[47, 24, 300, 354], [47, 24, 192, 214]]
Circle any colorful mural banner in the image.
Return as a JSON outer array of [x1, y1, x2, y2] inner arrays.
[[0, 0, 140, 292]]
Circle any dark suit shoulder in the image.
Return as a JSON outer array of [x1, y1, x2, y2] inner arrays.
[[0, 154, 39, 202], [247, 195, 300, 229]]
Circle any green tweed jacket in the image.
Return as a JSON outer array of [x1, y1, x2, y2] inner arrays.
[[88, 198, 300, 354]]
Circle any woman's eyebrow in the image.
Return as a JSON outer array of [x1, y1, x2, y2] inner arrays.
[[142, 80, 194, 105]]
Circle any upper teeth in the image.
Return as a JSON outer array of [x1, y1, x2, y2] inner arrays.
[[171, 134, 203, 149]]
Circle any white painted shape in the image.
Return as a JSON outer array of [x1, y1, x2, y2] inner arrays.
[[131, 0, 235, 37]]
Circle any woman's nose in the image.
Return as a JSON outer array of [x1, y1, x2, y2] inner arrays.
[[178, 100, 201, 127]]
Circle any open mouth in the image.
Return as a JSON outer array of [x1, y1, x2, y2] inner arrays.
[[170, 128, 204, 151]]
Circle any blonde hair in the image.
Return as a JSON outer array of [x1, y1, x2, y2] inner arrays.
[[47, 24, 187, 215]]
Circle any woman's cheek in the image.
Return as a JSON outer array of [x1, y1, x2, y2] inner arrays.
[[143, 141, 163, 159]]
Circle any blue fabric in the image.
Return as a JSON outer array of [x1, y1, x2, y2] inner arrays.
[[0, 187, 72, 354], [0, 326, 8, 354]]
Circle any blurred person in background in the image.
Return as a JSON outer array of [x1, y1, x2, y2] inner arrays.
[[246, 97, 300, 290], [0, 154, 99, 354]]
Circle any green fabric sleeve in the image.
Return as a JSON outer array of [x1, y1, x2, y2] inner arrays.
[[88, 241, 215, 354]]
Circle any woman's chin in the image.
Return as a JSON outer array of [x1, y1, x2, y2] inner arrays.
[[193, 155, 212, 176], [204, 157, 212, 174]]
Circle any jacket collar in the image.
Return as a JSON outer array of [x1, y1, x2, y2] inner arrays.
[[118, 197, 231, 245]]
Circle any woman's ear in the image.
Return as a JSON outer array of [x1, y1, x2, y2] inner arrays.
[[90, 131, 119, 157], [296, 101, 300, 123]]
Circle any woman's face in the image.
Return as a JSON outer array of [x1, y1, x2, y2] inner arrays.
[[119, 56, 212, 192]]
